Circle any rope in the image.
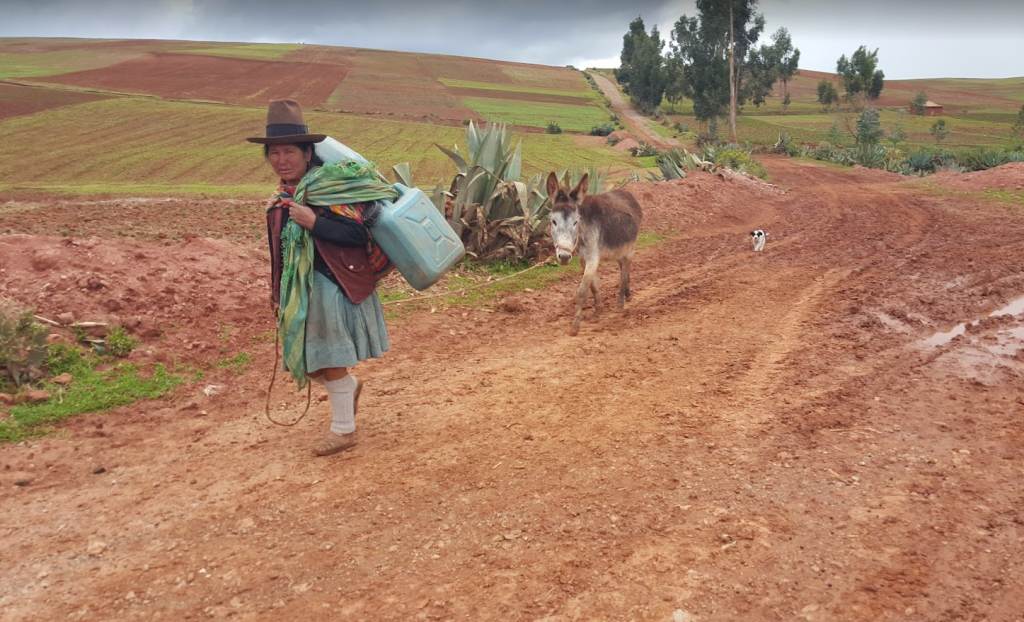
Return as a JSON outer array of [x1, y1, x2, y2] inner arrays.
[[381, 258, 555, 306], [264, 329, 313, 427], [264, 254, 557, 424]]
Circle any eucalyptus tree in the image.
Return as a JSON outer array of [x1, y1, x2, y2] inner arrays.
[[616, 16, 667, 114], [667, 0, 765, 142], [837, 46, 885, 104]]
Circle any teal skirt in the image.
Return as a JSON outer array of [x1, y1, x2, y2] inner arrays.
[[303, 271, 389, 372]]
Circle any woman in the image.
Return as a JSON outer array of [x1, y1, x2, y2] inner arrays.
[[248, 99, 390, 456]]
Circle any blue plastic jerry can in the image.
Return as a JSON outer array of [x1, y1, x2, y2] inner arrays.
[[370, 184, 465, 291], [314, 136, 370, 165]]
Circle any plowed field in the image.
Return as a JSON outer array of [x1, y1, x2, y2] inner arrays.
[[35, 53, 351, 106], [1, 158, 1023, 621]]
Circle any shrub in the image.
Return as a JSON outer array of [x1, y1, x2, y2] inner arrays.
[[852, 144, 886, 168], [590, 124, 615, 137], [630, 141, 660, 157], [545, 121, 563, 135], [708, 145, 769, 179], [674, 122, 689, 133], [606, 135, 622, 146], [930, 119, 948, 144], [856, 107, 883, 145], [911, 92, 928, 115], [609, 114, 620, 123], [106, 326, 140, 357], [0, 305, 49, 389]]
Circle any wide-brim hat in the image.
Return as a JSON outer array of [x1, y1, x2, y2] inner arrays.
[[247, 99, 326, 144]]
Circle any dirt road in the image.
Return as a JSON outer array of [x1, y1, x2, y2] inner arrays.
[[590, 72, 687, 151], [2, 159, 1023, 621]]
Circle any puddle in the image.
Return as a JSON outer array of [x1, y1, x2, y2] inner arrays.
[[923, 295, 1024, 348]]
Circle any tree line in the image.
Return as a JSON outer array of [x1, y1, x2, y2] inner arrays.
[[616, 0, 885, 143]]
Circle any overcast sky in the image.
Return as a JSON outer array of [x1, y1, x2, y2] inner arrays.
[[3, 0, 1023, 80]]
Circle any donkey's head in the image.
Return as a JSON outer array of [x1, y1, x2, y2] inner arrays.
[[546, 171, 589, 265]]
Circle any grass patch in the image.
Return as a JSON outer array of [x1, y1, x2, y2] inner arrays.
[[0, 345, 183, 443], [0, 49, 142, 79], [180, 43, 303, 61], [216, 352, 253, 375], [916, 185, 1024, 208], [378, 258, 577, 314], [637, 231, 669, 249], [463, 97, 610, 134], [438, 78, 595, 100]]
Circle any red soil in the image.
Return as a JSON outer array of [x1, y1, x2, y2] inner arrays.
[[0, 83, 111, 121], [926, 161, 1024, 192], [33, 53, 350, 107], [2, 159, 1024, 621]]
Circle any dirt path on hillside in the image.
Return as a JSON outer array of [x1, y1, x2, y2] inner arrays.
[[590, 72, 687, 151], [2, 160, 1024, 622]]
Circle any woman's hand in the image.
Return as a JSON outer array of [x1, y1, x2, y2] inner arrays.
[[281, 198, 317, 230]]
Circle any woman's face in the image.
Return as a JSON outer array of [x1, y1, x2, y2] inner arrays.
[[267, 144, 310, 184]]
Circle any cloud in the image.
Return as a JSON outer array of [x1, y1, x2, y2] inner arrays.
[[2, 0, 1023, 78]]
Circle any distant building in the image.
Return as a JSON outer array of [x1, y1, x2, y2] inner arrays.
[[912, 101, 943, 116]]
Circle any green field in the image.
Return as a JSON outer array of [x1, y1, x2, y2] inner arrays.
[[438, 78, 596, 100], [179, 43, 304, 61], [0, 96, 638, 196], [0, 49, 143, 79], [462, 98, 611, 133]]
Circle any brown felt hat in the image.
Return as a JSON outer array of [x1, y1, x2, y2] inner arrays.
[[246, 99, 326, 144]]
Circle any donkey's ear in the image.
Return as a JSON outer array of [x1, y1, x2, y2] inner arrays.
[[570, 173, 589, 203], [546, 172, 560, 200]]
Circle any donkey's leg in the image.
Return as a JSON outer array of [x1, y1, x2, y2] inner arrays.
[[618, 245, 636, 307], [572, 261, 599, 336], [579, 257, 598, 310]]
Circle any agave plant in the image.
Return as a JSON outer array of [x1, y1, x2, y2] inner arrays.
[[429, 121, 561, 261], [965, 148, 1010, 171], [852, 144, 886, 168], [655, 156, 687, 180], [907, 148, 935, 174], [934, 155, 966, 174]]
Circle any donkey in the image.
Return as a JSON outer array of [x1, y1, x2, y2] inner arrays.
[[546, 172, 642, 336]]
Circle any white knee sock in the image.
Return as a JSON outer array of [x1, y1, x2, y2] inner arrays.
[[323, 375, 357, 434]]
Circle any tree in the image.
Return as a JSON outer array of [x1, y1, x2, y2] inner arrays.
[[725, 0, 766, 143], [816, 80, 839, 112], [662, 53, 686, 111], [826, 120, 843, 146], [616, 17, 666, 114], [764, 28, 799, 113], [856, 107, 883, 145], [836, 46, 884, 103], [930, 119, 948, 145], [887, 109, 908, 148], [667, 0, 766, 141], [911, 91, 928, 116]]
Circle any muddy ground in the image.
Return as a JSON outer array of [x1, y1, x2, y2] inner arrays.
[[1, 158, 1023, 622]]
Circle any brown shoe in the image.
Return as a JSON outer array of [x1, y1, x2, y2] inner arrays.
[[312, 431, 357, 456]]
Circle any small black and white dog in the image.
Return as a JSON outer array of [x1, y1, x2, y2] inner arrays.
[[750, 229, 767, 251]]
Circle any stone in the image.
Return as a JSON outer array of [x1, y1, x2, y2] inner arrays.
[[0, 393, 16, 406], [57, 312, 75, 325], [87, 541, 108, 556], [24, 390, 50, 404], [51, 373, 73, 385]]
